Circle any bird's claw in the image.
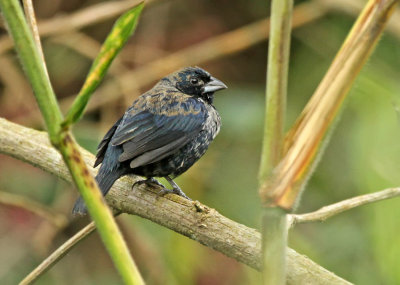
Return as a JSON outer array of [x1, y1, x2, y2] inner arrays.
[[133, 177, 192, 201], [158, 187, 174, 196], [172, 187, 192, 200], [132, 178, 164, 190], [164, 176, 192, 200], [157, 187, 192, 201]]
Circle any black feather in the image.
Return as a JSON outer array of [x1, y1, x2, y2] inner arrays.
[[94, 117, 123, 168]]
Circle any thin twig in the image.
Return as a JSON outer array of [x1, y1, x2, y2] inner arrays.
[[0, 191, 67, 228], [20, 221, 96, 285], [22, 0, 48, 77], [288, 187, 400, 228]]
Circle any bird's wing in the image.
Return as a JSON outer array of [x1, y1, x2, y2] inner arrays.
[[94, 117, 123, 167], [110, 93, 207, 168]]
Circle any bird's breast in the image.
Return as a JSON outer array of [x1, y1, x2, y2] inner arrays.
[[203, 103, 221, 139]]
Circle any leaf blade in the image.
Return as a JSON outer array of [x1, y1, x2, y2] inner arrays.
[[63, 2, 145, 127]]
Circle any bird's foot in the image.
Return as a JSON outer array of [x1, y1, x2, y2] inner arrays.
[[164, 176, 192, 201], [157, 187, 192, 201], [133, 177, 192, 201], [132, 177, 164, 190]]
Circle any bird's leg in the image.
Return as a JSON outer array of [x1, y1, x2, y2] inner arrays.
[[163, 176, 192, 201], [132, 177, 165, 190], [133, 177, 192, 201]]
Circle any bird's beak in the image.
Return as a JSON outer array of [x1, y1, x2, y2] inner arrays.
[[201, 77, 228, 94]]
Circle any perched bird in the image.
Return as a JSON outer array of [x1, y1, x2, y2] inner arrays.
[[73, 67, 227, 214]]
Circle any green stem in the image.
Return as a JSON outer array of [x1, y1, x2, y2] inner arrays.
[[0, 1, 144, 284], [262, 208, 287, 285], [59, 133, 145, 285], [258, 0, 293, 284], [258, 0, 293, 184]]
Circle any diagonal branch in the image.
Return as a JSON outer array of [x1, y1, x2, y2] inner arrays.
[[20, 221, 96, 285], [288, 187, 400, 228], [0, 119, 351, 284]]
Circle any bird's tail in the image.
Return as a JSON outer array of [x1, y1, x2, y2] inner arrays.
[[72, 166, 125, 215]]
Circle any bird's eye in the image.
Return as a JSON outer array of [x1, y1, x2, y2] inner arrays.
[[190, 78, 199, 85]]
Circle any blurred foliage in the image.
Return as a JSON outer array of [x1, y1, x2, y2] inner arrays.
[[1, 0, 400, 284]]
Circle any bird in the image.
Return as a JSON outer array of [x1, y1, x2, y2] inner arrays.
[[72, 66, 227, 215]]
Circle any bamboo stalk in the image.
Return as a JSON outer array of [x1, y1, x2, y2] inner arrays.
[[259, 0, 293, 284]]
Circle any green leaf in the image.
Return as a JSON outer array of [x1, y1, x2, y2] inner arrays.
[[62, 2, 145, 127]]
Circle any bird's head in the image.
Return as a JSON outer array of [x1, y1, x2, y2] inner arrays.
[[161, 67, 227, 104]]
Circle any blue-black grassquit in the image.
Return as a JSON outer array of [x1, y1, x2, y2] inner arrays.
[[73, 67, 227, 214]]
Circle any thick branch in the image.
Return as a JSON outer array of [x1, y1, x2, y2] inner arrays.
[[0, 118, 351, 284]]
